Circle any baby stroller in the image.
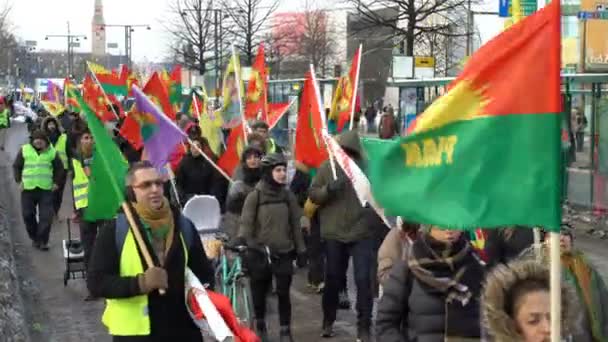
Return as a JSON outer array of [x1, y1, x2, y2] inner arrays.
[[62, 218, 86, 286], [182, 195, 223, 259]]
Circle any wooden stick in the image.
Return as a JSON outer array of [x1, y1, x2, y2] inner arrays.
[[549, 231, 561, 342], [187, 138, 234, 184], [121, 202, 166, 295], [349, 44, 362, 131]]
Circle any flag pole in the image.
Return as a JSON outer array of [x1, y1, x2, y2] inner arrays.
[[86, 61, 121, 121], [549, 231, 561, 342], [310, 64, 338, 180], [349, 44, 362, 131], [121, 202, 165, 295], [165, 164, 182, 209], [188, 138, 234, 184], [231, 45, 248, 144]]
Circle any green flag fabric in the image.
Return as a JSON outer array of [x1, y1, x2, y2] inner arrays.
[[71, 90, 129, 220], [362, 1, 562, 231]]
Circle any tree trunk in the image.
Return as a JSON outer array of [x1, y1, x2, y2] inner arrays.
[[406, 0, 416, 56]]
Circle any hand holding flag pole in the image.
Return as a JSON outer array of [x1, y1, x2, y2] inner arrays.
[[310, 64, 338, 180]]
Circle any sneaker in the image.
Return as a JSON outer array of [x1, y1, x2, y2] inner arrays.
[[338, 291, 351, 310], [316, 282, 325, 294], [321, 322, 334, 338]]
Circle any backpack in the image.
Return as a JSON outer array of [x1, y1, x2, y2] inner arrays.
[[115, 213, 196, 257]]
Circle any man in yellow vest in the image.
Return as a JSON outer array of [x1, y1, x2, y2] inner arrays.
[[41, 116, 69, 215], [251, 120, 283, 154], [87, 161, 215, 341], [0, 96, 10, 151], [13, 130, 65, 250]]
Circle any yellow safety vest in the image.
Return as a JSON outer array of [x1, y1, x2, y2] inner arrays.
[[53, 134, 68, 169], [267, 138, 278, 154], [0, 108, 8, 128], [102, 227, 189, 336], [72, 159, 89, 210], [21, 144, 55, 191]]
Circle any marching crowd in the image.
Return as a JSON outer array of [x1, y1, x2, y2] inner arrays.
[[1, 93, 608, 342]]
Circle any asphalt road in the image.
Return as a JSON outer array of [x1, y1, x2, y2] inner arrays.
[[2, 123, 607, 342]]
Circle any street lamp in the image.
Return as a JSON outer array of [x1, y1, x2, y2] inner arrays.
[[45, 22, 87, 78], [100, 24, 151, 68]]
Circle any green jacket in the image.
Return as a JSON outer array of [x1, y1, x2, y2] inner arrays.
[[239, 180, 306, 254], [309, 130, 372, 243]]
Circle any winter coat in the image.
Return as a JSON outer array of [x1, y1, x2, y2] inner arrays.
[[238, 180, 306, 255], [376, 236, 484, 342], [309, 130, 372, 243], [484, 227, 534, 268], [221, 179, 256, 239], [379, 113, 397, 139], [378, 228, 411, 285], [482, 259, 577, 342], [175, 153, 218, 200], [87, 205, 215, 342]]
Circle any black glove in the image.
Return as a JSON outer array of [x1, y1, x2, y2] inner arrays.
[[327, 178, 346, 193], [296, 253, 307, 268]]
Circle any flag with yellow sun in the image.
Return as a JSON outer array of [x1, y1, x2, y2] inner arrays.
[[361, 0, 562, 231]]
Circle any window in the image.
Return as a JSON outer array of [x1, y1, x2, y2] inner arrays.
[[561, 16, 579, 38]]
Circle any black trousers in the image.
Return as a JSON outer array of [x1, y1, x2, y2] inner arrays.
[[305, 214, 325, 286], [322, 239, 375, 329], [21, 189, 54, 244], [80, 219, 103, 270], [52, 177, 66, 215], [576, 131, 585, 152], [249, 254, 293, 326]]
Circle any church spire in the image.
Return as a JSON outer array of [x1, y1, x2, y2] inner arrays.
[[92, 0, 106, 56]]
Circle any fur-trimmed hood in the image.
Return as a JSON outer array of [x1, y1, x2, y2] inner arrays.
[[40, 116, 64, 134], [482, 259, 576, 342]]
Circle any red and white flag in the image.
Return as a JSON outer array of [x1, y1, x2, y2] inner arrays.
[[322, 131, 391, 227]]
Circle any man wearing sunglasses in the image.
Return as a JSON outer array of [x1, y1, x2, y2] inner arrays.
[[86, 161, 215, 341]]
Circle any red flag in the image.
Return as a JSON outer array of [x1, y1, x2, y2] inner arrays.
[[330, 46, 361, 132], [218, 125, 245, 177], [143, 72, 176, 121], [245, 44, 268, 121], [267, 102, 290, 129], [295, 72, 328, 168], [83, 74, 115, 122], [120, 64, 140, 96], [119, 114, 143, 150]]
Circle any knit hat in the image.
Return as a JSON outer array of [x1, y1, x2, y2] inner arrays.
[[30, 129, 49, 144]]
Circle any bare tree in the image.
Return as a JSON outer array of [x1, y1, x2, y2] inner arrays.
[[0, 2, 17, 78], [164, 0, 217, 75], [347, 0, 472, 56], [221, 0, 279, 65]]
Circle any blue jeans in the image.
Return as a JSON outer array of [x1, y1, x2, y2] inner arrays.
[[322, 238, 375, 329]]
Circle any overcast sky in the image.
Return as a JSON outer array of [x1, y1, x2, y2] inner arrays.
[[5, 0, 504, 63]]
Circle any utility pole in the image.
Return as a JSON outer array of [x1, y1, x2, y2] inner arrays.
[[45, 22, 87, 77], [102, 24, 150, 69]]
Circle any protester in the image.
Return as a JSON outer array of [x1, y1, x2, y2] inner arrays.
[[574, 108, 587, 152], [0, 96, 10, 151], [378, 107, 397, 140], [221, 146, 263, 240], [238, 153, 306, 342], [13, 130, 64, 250], [302, 198, 325, 293], [364, 105, 376, 134], [67, 112, 88, 156], [484, 227, 534, 268], [482, 259, 575, 342], [87, 161, 215, 341], [377, 219, 420, 286], [376, 226, 485, 341], [176, 136, 220, 203], [309, 130, 375, 341], [232, 133, 267, 181], [251, 120, 282, 154], [71, 129, 107, 300], [41, 116, 69, 214]]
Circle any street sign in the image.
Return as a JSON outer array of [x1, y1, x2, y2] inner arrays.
[[415, 56, 435, 68], [578, 10, 608, 19], [499, 0, 510, 17], [107, 42, 119, 49]]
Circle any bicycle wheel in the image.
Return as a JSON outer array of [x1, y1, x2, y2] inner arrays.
[[233, 276, 254, 329]]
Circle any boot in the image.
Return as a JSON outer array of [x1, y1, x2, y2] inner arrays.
[[321, 321, 334, 338], [356, 326, 371, 342], [255, 319, 269, 342], [279, 325, 294, 342]]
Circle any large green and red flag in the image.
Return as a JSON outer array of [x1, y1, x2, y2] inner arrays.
[[244, 43, 268, 121], [144, 72, 176, 121], [87, 61, 128, 96], [362, 0, 562, 231], [69, 89, 129, 221], [161, 65, 183, 113], [119, 64, 140, 96], [83, 74, 115, 122]]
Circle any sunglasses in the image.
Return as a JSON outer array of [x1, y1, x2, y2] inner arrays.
[[132, 179, 164, 189]]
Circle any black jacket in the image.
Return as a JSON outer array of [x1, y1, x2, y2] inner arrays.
[[484, 227, 534, 268], [87, 206, 215, 341], [13, 145, 65, 186], [176, 153, 217, 199]]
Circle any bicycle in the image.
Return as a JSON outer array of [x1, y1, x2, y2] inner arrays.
[[215, 234, 254, 329]]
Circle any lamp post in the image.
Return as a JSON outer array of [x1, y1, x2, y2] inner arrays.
[[45, 22, 87, 78], [100, 24, 151, 68]]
